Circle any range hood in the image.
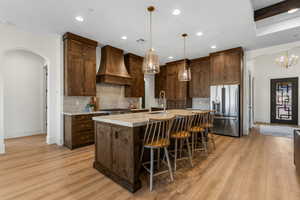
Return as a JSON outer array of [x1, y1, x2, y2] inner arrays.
[[97, 45, 132, 85]]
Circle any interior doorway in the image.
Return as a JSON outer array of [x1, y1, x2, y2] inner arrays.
[[270, 77, 298, 125], [3, 50, 48, 143]]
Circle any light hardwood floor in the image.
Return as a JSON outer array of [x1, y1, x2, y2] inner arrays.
[[0, 130, 299, 200]]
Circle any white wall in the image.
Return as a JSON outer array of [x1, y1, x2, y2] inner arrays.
[[144, 74, 158, 109], [0, 24, 63, 153], [3, 50, 46, 138], [246, 41, 300, 126]]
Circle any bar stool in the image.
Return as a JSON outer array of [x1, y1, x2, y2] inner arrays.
[[189, 111, 208, 156], [170, 113, 194, 171], [204, 111, 216, 150], [140, 114, 175, 192]]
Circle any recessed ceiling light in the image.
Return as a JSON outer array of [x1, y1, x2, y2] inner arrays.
[[196, 32, 203, 36], [172, 9, 181, 15], [75, 16, 84, 22], [288, 8, 299, 14], [121, 36, 127, 40], [211, 45, 217, 49], [168, 56, 174, 59]]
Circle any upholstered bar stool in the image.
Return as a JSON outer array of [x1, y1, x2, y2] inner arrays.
[[189, 111, 208, 156], [140, 114, 175, 192], [170, 113, 194, 171]]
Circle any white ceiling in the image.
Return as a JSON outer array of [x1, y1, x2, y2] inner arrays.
[[0, 0, 300, 64], [251, 0, 285, 10]]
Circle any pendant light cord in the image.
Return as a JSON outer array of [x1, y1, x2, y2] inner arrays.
[[150, 11, 152, 50], [184, 36, 186, 60]]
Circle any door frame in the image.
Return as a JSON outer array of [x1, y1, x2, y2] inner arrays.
[[270, 77, 298, 125]]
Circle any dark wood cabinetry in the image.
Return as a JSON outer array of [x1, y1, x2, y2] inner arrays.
[[64, 113, 107, 149], [210, 47, 243, 85], [189, 57, 210, 98], [124, 53, 145, 97], [155, 65, 166, 98], [94, 122, 142, 192], [64, 32, 98, 96], [155, 60, 191, 108]]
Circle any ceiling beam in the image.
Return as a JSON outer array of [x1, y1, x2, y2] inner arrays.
[[254, 0, 300, 21]]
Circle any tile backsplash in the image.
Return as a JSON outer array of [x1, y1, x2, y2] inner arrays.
[[96, 83, 141, 109], [63, 83, 141, 113], [192, 98, 210, 110]]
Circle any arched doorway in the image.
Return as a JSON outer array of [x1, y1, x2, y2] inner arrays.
[[1, 49, 49, 147]]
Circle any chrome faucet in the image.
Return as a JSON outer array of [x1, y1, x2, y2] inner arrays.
[[159, 90, 167, 112]]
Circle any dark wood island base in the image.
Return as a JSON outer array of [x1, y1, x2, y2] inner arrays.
[[93, 161, 141, 192], [93, 121, 144, 193]]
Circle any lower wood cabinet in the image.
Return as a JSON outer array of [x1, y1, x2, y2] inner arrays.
[[64, 113, 108, 149], [94, 122, 142, 191]]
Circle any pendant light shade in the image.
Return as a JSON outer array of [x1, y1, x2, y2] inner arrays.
[[178, 33, 191, 82], [275, 51, 299, 69], [143, 6, 160, 74]]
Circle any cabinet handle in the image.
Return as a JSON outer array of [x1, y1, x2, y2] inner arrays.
[[115, 131, 119, 139]]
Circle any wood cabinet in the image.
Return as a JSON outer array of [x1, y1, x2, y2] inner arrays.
[[64, 32, 98, 96], [210, 47, 243, 85], [124, 53, 145, 97], [94, 122, 142, 192], [155, 65, 166, 98], [155, 60, 191, 108], [189, 57, 210, 98], [64, 113, 107, 149]]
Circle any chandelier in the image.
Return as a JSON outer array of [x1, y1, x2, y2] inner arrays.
[[178, 33, 191, 81], [275, 51, 299, 68], [143, 6, 160, 74]]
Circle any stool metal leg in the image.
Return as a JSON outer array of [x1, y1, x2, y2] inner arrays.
[[174, 139, 178, 171], [164, 147, 174, 181], [186, 138, 193, 167], [150, 148, 154, 192], [201, 132, 208, 156]]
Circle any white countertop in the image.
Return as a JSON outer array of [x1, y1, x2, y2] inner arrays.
[[92, 109, 208, 127]]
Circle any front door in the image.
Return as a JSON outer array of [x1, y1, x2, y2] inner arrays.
[[271, 77, 298, 125]]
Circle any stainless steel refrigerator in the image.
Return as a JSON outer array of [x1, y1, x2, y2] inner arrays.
[[210, 84, 240, 137]]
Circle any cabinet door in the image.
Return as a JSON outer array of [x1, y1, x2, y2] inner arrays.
[[210, 54, 224, 85], [190, 58, 210, 98], [155, 66, 166, 98], [176, 63, 188, 100], [83, 45, 96, 96], [67, 54, 84, 96], [125, 55, 145, 97], [166, 64, 177, 100], [111, 126, 133, 181], [95, 123, 112, 169], [224, 51, 241, 84], [83, 59, 96, 96]]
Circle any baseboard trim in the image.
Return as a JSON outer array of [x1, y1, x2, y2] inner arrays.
[[46, 136, 57, 145], [0, 141, 5, 154], [4, 130, 44, 139]]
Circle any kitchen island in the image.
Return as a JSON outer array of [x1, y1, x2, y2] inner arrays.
[[92, 109, 206, 192]]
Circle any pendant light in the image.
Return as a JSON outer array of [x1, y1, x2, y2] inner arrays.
[[275, 51, 299, 69], [178, 33, 191, 81], [143, 6, 160, 74]]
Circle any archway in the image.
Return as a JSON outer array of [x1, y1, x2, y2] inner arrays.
[[0, 49, 50, 149]]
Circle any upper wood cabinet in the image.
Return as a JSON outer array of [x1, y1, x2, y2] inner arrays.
[[166, 60, 191, 108], [210, 47, 243, 85], [155, 65, 166, 98], [189, 57, 210, 98], [64, 32, 98, 96], [124, 53, 145, 97]]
